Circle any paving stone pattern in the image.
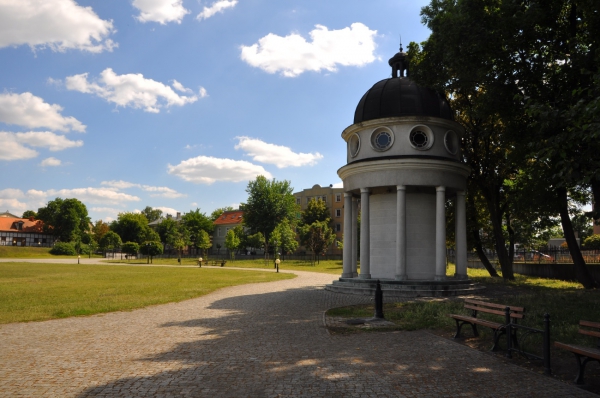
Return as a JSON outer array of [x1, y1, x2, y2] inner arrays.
[[0, 268, 594, 397]]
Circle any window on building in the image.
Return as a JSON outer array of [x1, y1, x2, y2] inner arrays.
[[336, 223, 341, 232], [322, 196, 327, 202], [217, 228, 221, 237], [335, 193, 341, 202], [335, 209, 341, 217], [296, 197, 301, 205]]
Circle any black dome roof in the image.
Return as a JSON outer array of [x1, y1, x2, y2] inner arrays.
[[354, 77, 453, 124]]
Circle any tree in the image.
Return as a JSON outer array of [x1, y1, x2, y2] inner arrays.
[[299, 220, 335, 265], [210, 206, 234, 222], [182, 209, 213, 253], [156, 217, 182, 253], [195, 230, 212, 259], [99, 231, 122, 253], [140, 241, 163, 263], [246, 232, 265, 254], [92, 220, 110, 243], [140, 206, 163, 223], [121, 242, 140, 260], [37, 198, 90, 242], [225, 229, 240, 260], [270, 220, 298, 260], [243, 176, 298, 259], [110, 212, 153, 244], [410, 0, 600, 287], [22, 210, 37, 219], [301, 198, 330, 226]]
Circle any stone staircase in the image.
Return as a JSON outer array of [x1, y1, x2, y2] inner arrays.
[[325, 277, 484, 298]]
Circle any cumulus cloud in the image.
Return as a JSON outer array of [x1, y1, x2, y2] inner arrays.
[[0, 0, 116, 53], [133, 0, 189, 24], [235, 136, 322, 168], [30, 187, 141, 205], [155, 206, 179, 217], [0, 133, 38, 160], [197, 0, 237, 20], [332, 181, 343, 188], [101, 180, 185, 198], [0, 131, 82, 161], [13, 131, 83, 151], [167, 155, 272, 184], [65, 68, 200, 113], [0, 92, 86, 132], [40, 157, 62, 167], [240, 23, 377, 77]]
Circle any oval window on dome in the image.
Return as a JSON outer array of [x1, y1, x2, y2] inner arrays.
[[408, 125, 434, 150], [370, 128, 394, 152], [348, 133, 360, 158], [444, 130, 459, 155]]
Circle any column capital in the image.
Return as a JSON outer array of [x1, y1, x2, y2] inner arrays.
[[436, 186, 446, 193], [396, 185, 406, 191], [344, 192, 352, 198], [360, 188, 370, 194]]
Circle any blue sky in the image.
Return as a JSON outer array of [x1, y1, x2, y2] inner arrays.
[[1, 0, 432, 222]]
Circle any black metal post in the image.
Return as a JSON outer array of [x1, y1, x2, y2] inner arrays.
[[543, 313, 551, 375], [505, 306, 512, 358], [374, 280, 384, 319]]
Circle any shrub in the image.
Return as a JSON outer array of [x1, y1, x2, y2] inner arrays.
[[583, 234, 600, 250], [50, 242, 77, 255]]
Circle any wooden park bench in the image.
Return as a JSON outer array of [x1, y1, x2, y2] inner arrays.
[[448, 298, 525, 351], [554, 320, 600, 384], [197, 260, 227, 267]]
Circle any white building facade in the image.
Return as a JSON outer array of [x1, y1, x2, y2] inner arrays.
[[337, 48, 470, 283]]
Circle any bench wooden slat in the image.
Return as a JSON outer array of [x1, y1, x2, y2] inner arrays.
[[448, 314, 502, 329], [554, 342, 600, 360], [464, 299, 524, 313], [464, 304, 525, 319], [580, 320, 600, 329], [579, 329, 600, 339]]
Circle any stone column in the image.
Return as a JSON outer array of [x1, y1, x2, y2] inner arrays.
[[435, 186, 446, 281], [342, 193, 353, 278], [359, 188, 371, 279], [351, 197, 358, 277], [455, 191, 468, 279], [396, 185, 407, 280]]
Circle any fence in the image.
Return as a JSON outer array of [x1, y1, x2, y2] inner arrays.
[[461, 248, 600, 281]]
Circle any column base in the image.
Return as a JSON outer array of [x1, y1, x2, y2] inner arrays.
[[395, 274, 408, 281], [454, 273, 468, 280], [359, 273, 372, 279], [341, 272, 355, 278], [351, 272, 358, 278], [434, 275, 446, 281]]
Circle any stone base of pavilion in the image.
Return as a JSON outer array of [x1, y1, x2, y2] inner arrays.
[[325, 277, 484, 298]]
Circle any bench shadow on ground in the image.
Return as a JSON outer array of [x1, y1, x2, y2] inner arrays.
[[76, 285, 594, 397]]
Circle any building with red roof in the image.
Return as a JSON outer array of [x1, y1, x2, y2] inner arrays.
[[0, 212, 55, 247]]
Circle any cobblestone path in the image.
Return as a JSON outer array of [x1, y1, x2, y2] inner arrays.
[[0, 269, 593, 397]]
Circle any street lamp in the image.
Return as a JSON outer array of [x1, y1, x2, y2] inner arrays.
[[146, 242, 150, 264], [273, 240, 278, 268], [275, 258, 280, 273]]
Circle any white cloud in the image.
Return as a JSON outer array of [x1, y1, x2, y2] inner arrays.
[[133, 0, 189, 24], [32, 187, 141, 205], [100, 180, 185, 198], [0, 92, 86, 132], [198, 87, 208, 98], [65, 68, 200, 113], [155, 206, 179, 217], [196, 0, 237, 20], [14, 131, 83, 151], [0, 133, 38, 160], [332, 181, 343, 188], [240, 23, 377, 77], [168, 155, 272, 184], [235, 136, 322, 168], [40, 157, 61, 167], [0, 0, 116, 53]]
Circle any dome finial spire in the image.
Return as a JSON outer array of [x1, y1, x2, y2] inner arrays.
[[389, 35, 408, 78]]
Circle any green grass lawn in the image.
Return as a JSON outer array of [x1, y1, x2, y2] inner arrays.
[[0, 262, 294, 324], [328, 265, 600, 346], [108, 257, 346, 275], [0, 246, 103, 259]]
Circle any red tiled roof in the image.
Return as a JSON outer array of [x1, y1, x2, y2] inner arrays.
[[0, 217, 44, 233], [213, 210, 244, 226]]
